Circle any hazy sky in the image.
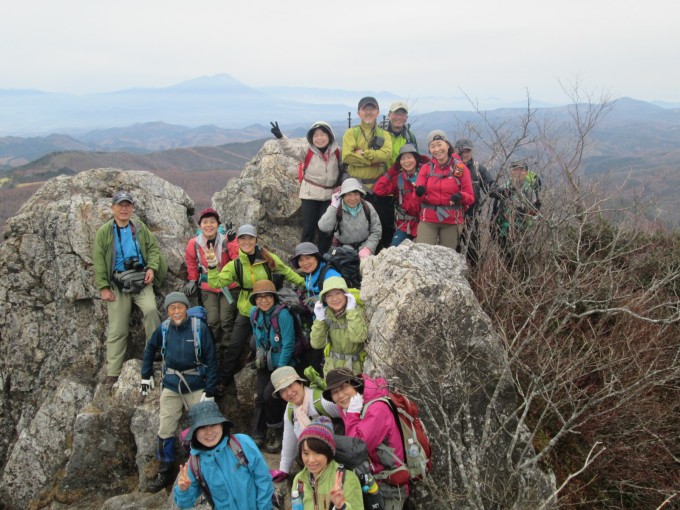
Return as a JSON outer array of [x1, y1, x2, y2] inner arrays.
[[4, 0, 679, 105]]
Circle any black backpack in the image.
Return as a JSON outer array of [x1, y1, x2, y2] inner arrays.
[[321, 246, 362, 289]]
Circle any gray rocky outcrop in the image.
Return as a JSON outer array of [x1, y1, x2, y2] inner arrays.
[[0, 145, 554, 508]]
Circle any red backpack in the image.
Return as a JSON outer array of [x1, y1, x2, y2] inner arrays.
[[362, 389, 433, 486], [298, 147, 341, 184]]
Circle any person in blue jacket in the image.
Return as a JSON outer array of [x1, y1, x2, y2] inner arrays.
[[174, 401, 274, 510], [140, 292, 217, 493], [290, 242, 341, 301], [249, 279, 295, 454]]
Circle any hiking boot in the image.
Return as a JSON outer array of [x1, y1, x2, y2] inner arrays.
[[104, 376, 118, 388], [265, 426, 283, 454], [146, 469, 172, 493], [252, 435, 265, 450]]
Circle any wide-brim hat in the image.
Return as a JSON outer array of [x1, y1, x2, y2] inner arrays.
[[290, 242, 322, 269], [322, 367, 362, 401], [318, 276, 349, 303], [249, 279, 278, 305], [185, 401, 234, 441], [271, 366, 306, 399]]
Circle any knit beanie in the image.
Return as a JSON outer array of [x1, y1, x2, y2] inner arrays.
[[164, 291, 190, 310], [297, 416, 336, 456]]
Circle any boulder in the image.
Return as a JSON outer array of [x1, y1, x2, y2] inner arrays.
[[361, 241, 555, 508]]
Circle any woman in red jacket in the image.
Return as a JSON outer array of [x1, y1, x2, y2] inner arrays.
[[414, 131, 474, 250], [374, 144, 430, 246]]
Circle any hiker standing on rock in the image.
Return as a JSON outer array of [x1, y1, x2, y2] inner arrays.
[[271, 120, 342, 254], [318, 178, 382, 260], [342, 96, 393, 253], [183, 208, 240, 378], [140, 292, 217, 493], [174, 401, 274, 510], [206, 224, 304, 397], [414, 131, 475, 250], [268, 366, 341, 484], [92, 190, 163, 388]]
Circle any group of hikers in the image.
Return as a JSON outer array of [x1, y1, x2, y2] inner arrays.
[[91, 97, 543, 510]]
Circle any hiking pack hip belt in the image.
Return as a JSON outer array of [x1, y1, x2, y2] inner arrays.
[[165, 367, 202, 410], [421, 203, 462, 222], [303, 177, 335, 190], [359, 176, 379, 186], [332, 237, 362, 250], [395, 208, 416, 222], [112, 270, 146, 294], [329, 351, 362, 362]]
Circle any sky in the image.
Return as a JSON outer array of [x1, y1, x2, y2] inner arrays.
[[4, 0, 680, 105]]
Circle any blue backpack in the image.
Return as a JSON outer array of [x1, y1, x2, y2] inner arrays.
[[160, 306, 208, 368]]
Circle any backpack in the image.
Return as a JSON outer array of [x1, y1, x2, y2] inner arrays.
[[233, 257, 284, 291], [298, 147, 341, 185], [321, 246, 362, 289], [161, 306, 209, 375], [361, 389, 432, 486]]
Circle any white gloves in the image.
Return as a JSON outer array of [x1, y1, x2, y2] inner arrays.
[[331, 192, 342, 209], [345, 293, 357, 310], [314, 301, 326, 321], [200, 393, 215, 402], [140, 377, 155, 396], [347, 393, 364, 414]]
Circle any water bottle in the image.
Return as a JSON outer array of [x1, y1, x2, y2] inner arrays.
[[407, 438, 419, 459], [361, 472, 380, 494], [291, 489, 303, 510]]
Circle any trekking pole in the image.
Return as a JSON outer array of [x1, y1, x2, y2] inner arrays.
[[347, 111, 352, 129]]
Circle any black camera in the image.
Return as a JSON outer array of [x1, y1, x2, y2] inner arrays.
[[124, 257, 144, 271], [369, 136, 384, 150]]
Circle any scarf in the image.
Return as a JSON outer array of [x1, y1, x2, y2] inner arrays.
[[294, 387, 313, 430]]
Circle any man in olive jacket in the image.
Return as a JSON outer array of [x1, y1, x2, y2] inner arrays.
[[93, 191, 165, 387]]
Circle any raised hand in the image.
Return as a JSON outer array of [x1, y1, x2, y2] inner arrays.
[[329, 469, 345, 508], [177, 463, 191, 492], [270, 121, 283, 139], [205, 246, 217, 268]]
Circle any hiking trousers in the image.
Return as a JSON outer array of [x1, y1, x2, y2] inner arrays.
[[158, 387, 203, 438], [219, 313, 253, 386], [106, 285, 160, 376], [365, 193, 394, 254], [301, 198, 332, 254], [416, 221, 462, 251], [201, 288, 238, 349], [252, 368, 287, 438]]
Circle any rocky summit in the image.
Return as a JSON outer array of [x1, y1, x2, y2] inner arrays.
[[0, 143, 554, 509]]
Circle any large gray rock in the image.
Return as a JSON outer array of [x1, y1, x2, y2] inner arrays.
[[361, 241, 555, 509], [213, 138, 308, 259], [0, 169, 195, 509]]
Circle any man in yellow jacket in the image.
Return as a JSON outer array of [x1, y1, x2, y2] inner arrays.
[[342, 97, 393, 253]]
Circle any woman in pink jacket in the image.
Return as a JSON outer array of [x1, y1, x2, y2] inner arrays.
[[183, 208, 239, 394], [414, 130, 474, 250], [323, 368, 409, 509]]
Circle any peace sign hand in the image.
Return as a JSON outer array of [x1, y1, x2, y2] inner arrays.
[[329, 470, 345, 508], [177, 463, 191, 492], [205, 246, 217, 268]]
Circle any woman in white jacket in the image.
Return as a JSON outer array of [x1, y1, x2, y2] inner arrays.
[[271, 120, 342, 254]]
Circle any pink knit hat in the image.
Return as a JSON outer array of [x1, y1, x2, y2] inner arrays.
[[297, 416, 336, 456]]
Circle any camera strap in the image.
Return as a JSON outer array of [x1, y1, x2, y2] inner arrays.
[[114, 221, 142, 267]]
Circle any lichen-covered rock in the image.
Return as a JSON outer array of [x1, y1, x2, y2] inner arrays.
[[212, 138, 307, 259], [361, 241, 554, 509]]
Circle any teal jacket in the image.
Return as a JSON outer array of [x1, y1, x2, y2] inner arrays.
[[92, 218, 166, 290]]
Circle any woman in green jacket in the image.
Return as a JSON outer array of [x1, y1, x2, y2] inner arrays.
[[292, 417, 363, 510], [310, 277, 368, 376], [206, 224, 304, 398]]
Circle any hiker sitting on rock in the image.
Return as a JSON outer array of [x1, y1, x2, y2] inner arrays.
[[206, 224, 304, 398], [140, 292, 217, 493], [93, 190, 163, 388], [292, 416, 364, 510], [324, 368, 409, 509], [183, 207, 239, 366], [271, 120, 341, 254], [268, 366, 341, 483], [310, 277, 367, 376], [174, 401, 274, 510], [374, 143, 429, 246], [318, 178, 382, 260], [248, 280, 295, 453]]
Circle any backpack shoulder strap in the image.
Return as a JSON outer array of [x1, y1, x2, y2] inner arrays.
[[301, 148, 314, 173], [188, 454, 215, 509], [191, 316, 201, 363], [269, 303, 287, 338], [311, 387, 327, 417], [360, 199, 372, 230], [161, 318, 171, 358], [228, 434, 249, 467], [333, 147, 341, 163]]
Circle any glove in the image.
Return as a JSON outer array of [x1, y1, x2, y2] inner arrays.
[[270, 121, 283, 139], [331, 192, 342, 208], [140, 377, 155, 396], [415, 186, 426, 197], [314, 301, 326, 321], [450, 193, 461, 206], [224, 221, 236, 242], [200, 393, 215, 402], [347, 393, 364, 414], [270, 469, 288, 483], [182, 280, 197, 297], [345, 293, 357, 310], [358, 247, 372, 260]]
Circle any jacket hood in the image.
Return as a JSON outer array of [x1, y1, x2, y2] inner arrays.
[[306, 121, 336, 146], [360, 375, 390, 401]]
